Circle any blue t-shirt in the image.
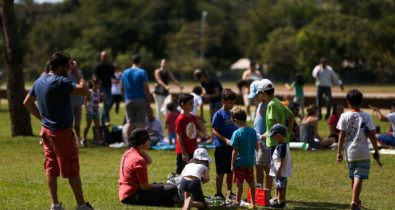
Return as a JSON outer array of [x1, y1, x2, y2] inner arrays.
[[201, 77, 223, 103], [29, 74, 75, 130], [121, 67, 148, 101], [212, 109, 238, 147], [230, 127, 257, 167], [254, 102, 267, 146]]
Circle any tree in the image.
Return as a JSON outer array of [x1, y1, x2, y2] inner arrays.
[[0, 0, 33, 136]]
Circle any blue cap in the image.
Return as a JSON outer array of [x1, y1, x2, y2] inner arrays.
[[269, 123, 287, 137]]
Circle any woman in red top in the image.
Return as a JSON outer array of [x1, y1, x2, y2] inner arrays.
[[119, 128, 178, 206], [328, 103, 344, 142]]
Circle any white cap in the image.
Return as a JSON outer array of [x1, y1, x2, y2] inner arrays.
[[193, 148, 212, 162]]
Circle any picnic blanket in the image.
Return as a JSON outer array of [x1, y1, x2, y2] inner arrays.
[[151, 143, 216, 150]]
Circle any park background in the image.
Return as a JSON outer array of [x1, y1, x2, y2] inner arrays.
[[1, 0, 395, 209]]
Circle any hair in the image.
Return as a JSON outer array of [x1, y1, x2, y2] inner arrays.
[[391, 101, 395, 109], [320, 57, 327, 64], [346, 89, 363, 107], [295, 73, 304, 86], [193, 69, 208, 80], [263, 88, 275, 96], [128, 131, 149, 148], [49, 51, 70, 70], [222, 88, 237, 101], [332, 102, 344, 116], [306, 104, 317, 116], [132, 54, 141, 64], [232, 107, 247, 122], [166, 101, 177, 112], [288, 102, 300, 112], [250, 60, 256, 67], [178, 93, 194, 106], [190, 158, 209, 167], [192, 86, 203, 95]]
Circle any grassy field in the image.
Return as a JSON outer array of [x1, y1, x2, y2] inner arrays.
[[0, 103, 394, 210]]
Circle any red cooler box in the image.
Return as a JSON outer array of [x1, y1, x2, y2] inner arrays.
[[247, 187, 269, 206]]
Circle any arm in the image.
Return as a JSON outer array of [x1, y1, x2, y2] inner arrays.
[[371, 106, 388, 122], [201, 168, 210, 183], [71, 62, 89, 96], [154, 69, 168, 89], [143, 82, 151, 105], [168, 70, 183, 89], [231, 148, 238, 171], [368, 130, 380, 163], [312, 119, 323, 141], [141, 151, 153, 165], [23, 94, 41, 120], [212, 128, 230, 145], [200, 103, 204, 119], [330, 70, 344, 90], [176, 132, 189, 162], [286, 113, 295, 137], [329, 120, 337, 135], [337, 130, 346, 162], [284, 83, 293, 91]]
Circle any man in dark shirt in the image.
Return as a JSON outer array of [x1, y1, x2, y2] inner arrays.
[[93, 51, 115, 125]]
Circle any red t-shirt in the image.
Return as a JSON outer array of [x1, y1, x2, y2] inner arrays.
[[175, 113, 198, 154], [328, 114, 340, 134], [165, 111, 179, 133], [119, 148, 148, 201]]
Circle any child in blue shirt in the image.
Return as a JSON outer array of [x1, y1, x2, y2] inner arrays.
[[230, 107, 258, 208], [212, 88, 238, 200]]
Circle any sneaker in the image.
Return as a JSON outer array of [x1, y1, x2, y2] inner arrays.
[[270, 198, 279, 207], [76, 202, 94, 210], [350, 203, 361, 210], [214, 192, 225, 200], [50, 203, 64, 210], [227, 192, 236, 200]]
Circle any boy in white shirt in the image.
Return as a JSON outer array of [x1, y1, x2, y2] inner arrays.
[[337, 89, 380, 210]]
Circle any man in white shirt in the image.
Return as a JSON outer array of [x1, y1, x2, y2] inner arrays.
[[312, 57, 344, 119]]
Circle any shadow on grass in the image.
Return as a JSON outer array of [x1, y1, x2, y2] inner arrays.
[[288, 200, 350, 210]]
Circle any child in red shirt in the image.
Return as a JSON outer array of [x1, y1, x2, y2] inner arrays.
[[165, 102, 179, 145], [175, 94, 206, 174]]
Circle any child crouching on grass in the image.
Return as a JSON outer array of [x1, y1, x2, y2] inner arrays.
[[230, 107, 258, 208], [337, 89, 380, 210], [180, 148, 211, 210], [268, 124, 292, 208]]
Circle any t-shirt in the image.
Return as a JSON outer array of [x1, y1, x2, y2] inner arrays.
[[386, 113, 395, 137], [29, 74, 75, 130], [165, 111, 179, 133], [269, 142, 292, 177], [119, 148, 148, 201], [230, 127, 257, 167], [328, 114, 340, 135], [201, 77, 223, 104], [111, 71, 122, 95], [291, 82, 304, 97], [87, 89, 101, 115], [181, 163, 208, 180], [336, 111, 375, 162], [94, 62, 115, 88], [68, 71, 84, 106], [148, 118, 163, 140], [191, 92, 203, 116], [266, 98, 293, 147], [121, 67, 148, 101], [254, 102, 267, 144], [175, 113, 198, 155], [212, 109, 238, 147]]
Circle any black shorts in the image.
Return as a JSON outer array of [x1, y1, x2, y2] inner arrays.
[[176, 153, 193, 175], [214, 146, 233, 174]]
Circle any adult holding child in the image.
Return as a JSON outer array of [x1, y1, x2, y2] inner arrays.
[[153, 58, 184, 122], [312, 57, 344, 120], [119, 128, 178, 206], [23, 51, 93, 210]]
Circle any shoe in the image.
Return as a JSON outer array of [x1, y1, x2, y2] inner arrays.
[[350, 203, 361, 210], [214, 192, 225, 200], [227, 192, 236, 200], [270, 198, 278, 207], [50, 203, 64, 210], [76, 202, 94, 210]]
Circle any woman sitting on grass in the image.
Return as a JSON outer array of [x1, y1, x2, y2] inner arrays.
[[119, 128, 178, 206], [300, 104, 336, 150]]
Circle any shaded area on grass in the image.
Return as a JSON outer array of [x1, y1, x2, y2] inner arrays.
[[288, 200, 349, 210]]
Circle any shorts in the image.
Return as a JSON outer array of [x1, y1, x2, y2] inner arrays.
[[72, 105, 82, 127], [40, 127, 79, 178], [274, 177, 287, 189], [348, 160, 370, 180], [86, 112, 100, 120], [256, 144, 270, 166], [168, 132, 176, 141], [179, 178, 206, 206], [125, 99, 147, 125], [233, 167, 254, 184], [214, 146, 233, 174]]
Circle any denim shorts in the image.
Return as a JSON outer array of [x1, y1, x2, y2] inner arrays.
[[348, 160, 370, 180], [274, 177, 287, 189]]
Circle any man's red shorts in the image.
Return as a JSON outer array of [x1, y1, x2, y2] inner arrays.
[[40, 127, 79, 178], [233, 167, 254, 184]]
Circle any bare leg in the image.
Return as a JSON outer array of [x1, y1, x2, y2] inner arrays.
[[236, 182, 243, 204], [247, 180, 256, 207], [122, 123, 132, 144], [256, 165, 264, 187], [278, 188, 285, 203], [93, 119, 102, 142], [264, 166, 271, 190], [226, 172, 233, 196], [68, 176, 85, 206], [83, 118, 92, 141], [216, 174, 224, 195], [47, 175, 59, 204], [352, 178, 363, 206]]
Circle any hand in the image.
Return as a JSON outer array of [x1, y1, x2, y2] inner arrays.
[[260, 135, 266, 141], [231, 164, 235, 172], [225, 139, 231, 145], [337, 153, 343, 162], [373, 151, 380, 160], [182, 153, 190, 162], [70, 61, 79, 74]]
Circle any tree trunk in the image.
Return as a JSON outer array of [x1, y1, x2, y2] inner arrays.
[[0, 0, 33, 136]]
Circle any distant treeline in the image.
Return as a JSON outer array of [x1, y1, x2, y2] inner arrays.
[[1, 0, 395, 83]]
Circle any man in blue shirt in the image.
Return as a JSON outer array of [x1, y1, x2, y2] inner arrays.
[[23, 51, 93, 210]]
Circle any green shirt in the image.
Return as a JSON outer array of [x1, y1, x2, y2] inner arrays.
[[291, 82, 304, 97], [266, 98, 293, 147]]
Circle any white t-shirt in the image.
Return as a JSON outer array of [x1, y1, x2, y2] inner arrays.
[[311, 65, 342, 87], [88, 89, 101, 114], [111, 71, 122, 95], [181, 163, 207, 180], [269, 143, 292, 177], [336, 111, 375, 161], [191, 92, 203, 116], [386, 113, 395, 137]]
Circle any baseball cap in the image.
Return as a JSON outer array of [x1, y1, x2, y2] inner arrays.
[[269, 123, 287, 137], [129, 128, 150, 147], [193, 148, 212, 162], [247, 79, 275, 98]]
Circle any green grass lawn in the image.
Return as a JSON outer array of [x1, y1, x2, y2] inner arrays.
[[0, 104, 394, 210]]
